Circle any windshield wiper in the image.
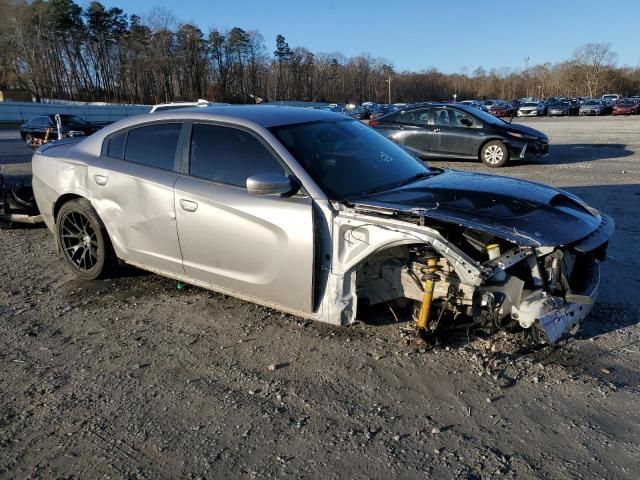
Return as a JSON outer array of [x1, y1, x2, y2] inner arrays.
[[347, 169, 442, 199], [395, 169, 441, 187]]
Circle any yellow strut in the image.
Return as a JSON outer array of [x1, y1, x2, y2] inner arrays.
[[416, 257, 438, 331]]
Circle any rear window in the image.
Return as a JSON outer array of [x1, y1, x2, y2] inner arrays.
[[106, 132, 126, 159], [124, 123, 182, 171]]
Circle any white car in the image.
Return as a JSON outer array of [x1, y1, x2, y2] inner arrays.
[[517, 102, 545, 117], [601, 94, 620, 106]]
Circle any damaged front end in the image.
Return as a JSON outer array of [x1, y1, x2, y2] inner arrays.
[[331, 190, 613, 344]]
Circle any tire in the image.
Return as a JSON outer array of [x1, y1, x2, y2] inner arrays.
[[55, 198, 116, 280], [480, 140, 509, 168]]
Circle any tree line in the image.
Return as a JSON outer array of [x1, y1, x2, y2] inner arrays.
[[1, 0, 639, 105]]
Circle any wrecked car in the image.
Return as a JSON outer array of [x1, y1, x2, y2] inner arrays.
[[31, 106, 614, 344]]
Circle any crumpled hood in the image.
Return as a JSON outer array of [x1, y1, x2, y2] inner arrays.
[[348, 170, 602, 246]]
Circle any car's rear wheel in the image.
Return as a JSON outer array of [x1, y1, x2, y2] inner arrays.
[[480, 140, 509, 168], [56, 198, 116, 280]]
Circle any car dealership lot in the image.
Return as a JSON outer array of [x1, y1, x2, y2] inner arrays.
[[1, 116, 639, 479]]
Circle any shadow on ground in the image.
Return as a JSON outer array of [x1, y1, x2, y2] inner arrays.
[[430, 143, 634, 167], [524, 143, 634, 166]]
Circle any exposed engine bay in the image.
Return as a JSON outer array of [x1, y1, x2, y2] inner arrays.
[[331, 203, 613, 345]]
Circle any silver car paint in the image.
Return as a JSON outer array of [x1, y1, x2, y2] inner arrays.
[[173, 175, 315, 312], [89, 155, 184, 274]]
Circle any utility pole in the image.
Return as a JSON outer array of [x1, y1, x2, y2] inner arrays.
[[524, 56, 530, 97], [385, 76, 392, 104]]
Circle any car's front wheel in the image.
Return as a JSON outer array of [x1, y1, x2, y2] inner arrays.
[[480, 140, 509, 168], [55, 198, 116, 280]]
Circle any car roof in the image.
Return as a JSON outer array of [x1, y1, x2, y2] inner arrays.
[[148, 104, 343, 127], [71, 105, 347, 157]]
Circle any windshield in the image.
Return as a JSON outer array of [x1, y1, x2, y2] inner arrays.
[[584, 100, 600, 105], [60, 115, 88, 124], [523, 102, 538, 107], [269, 119, 433, 199]]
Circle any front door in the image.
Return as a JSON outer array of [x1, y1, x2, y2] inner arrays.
[[174, 123, 315, 313], [385, 108, 433, 157], [429, 107, 480, 157]]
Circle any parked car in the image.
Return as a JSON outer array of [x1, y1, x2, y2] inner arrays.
[[568, 99, 581, 115], [370, 104, 398, 119], [612, 100, 640, 115], [487, 101, 516, 118], [369, 103, 549, 167], [346, 105, 367, 120], [517, 102, 546, 117], [31, 105, 613, 345], [579, 100, 609, 116], [460, 100, 488, 112], [19, 114, 104, 147], [547, 101, 573, 116], [601, 94, 620, 106]]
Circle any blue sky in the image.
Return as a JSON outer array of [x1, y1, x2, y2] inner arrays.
[[92, 0, 640, 73]]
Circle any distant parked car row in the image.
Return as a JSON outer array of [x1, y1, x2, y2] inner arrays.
[[455, 95, 640, 118]]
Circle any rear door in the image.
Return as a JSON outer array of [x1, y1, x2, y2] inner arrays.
[[89, 122, 185, 275], [173, 122, 315, 312], [376, 108, 432, 157], [428, 107, 480, 157]]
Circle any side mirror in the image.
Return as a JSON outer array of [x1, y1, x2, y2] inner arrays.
[[460, 117, 473, 127], [246, 173, 296, 196]]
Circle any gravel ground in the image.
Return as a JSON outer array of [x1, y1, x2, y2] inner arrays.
[[1, 116, 639, 479]]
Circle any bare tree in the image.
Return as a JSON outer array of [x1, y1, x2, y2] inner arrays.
[[572, 43, 617, 97]]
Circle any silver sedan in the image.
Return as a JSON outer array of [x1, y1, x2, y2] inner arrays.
[[32, 106, 613, 344]]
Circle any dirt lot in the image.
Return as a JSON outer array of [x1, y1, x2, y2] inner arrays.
[[1, 116, 639, 479]]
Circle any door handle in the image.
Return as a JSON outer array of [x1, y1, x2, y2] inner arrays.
[[94, 174, 108, 186], [179, 199, 198, 212]]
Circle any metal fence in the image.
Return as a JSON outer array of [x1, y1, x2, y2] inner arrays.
[[0, 101, 151, 123]]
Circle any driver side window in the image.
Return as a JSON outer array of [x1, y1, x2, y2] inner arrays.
[[189, 124, 285, 188], [394, 108, 430, 125], [433, 108, 478, 128]]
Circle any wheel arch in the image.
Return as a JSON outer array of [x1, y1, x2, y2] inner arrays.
[[53, 193, 85, 222], [477, 136, 510, 159]]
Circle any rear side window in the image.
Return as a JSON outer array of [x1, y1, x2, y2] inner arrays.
[[394, 109, 429, 125], [106, 131, 126, 159], [124, 123, 182, 171], [189, 124, 284, 187]]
